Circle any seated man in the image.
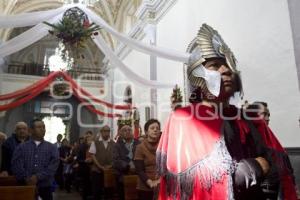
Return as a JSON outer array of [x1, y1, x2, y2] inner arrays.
[[112, 125, 140, 200]]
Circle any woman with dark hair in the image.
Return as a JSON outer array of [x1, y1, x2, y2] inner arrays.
[[134, 119, 161, 200]]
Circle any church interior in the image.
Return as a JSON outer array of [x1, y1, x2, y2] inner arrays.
[[0, 0, 299, 199]]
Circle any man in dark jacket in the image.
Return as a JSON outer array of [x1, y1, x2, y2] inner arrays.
[[1, 121, 29, 175], [113, 125, 140, 200]]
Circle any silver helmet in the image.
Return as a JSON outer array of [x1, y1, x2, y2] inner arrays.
[[186, 24, 242, 98]]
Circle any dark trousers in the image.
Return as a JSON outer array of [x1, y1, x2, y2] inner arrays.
[[64, 173, 73, 192], [137, 190, 154, 200], [55, 162, 64, 189], [91, 171, 104, 200], [37, 187, 53, 200]]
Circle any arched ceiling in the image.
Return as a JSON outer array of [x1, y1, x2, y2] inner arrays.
[[0, 0, 143, 48]]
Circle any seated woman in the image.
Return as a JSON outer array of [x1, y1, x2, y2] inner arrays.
[[134, 119, 161, 200]]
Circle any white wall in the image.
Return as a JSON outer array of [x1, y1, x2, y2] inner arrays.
[[117, 0, 300, 147]]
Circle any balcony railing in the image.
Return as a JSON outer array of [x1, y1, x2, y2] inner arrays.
[[8, 62, 50, 76], [7, 63, 104, 81]]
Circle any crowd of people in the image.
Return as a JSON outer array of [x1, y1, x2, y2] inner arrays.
[[0, 99, 296, 200], [0, 118, 162, 200]]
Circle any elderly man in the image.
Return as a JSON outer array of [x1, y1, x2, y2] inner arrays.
[[157, 24, 297, 200], [113, 125, 140, 200], [12, 119, 59, 200], [1, 121, 29, 176], [89, 125, 115, 200]]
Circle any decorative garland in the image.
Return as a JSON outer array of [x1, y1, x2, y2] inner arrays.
[[0, 71, 132, 118]]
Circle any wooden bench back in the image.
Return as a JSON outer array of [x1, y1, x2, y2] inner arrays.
[[0, 185, 36, 200], [0, 176, 18, 186], [104, 168, 116, 188], [123, 175, 138, 200]]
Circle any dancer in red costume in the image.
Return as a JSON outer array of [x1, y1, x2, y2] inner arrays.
[[156, 24, 297, 200]]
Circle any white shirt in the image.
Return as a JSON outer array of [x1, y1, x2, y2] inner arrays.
[[34, 141, 41, 146], [89, 138, 111, 154]]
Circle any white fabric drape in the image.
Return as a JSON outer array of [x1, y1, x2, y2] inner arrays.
[[0, 13, 63, 57], [0, 4, 190, 63], [0, 5, 70, 28], [93, 35, 173, 88], [77, 5, 190, 63]]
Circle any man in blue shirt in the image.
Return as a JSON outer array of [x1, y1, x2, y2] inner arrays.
[[12, 118, 59, 200]]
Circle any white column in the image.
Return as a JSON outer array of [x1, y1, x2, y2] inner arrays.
[[108, 65, 115, 138], [146, 23, 157, 118]]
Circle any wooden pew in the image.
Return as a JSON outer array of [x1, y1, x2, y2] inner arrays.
[[0, 185, 36, 200], [0, 176, 18, 186], [123, 175, 138, 200], [104, 168, 116, 188]]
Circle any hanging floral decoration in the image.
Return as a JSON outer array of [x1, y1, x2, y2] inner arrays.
[[44, 7, 101, 64]]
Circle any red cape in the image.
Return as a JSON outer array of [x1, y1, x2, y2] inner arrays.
[[157, 104, 297, 200]]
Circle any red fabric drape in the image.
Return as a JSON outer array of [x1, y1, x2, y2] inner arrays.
[[0, 73, 57, 111], [0, 71, 61, 100], [0, 71, 131, 118], [61, 72, 133, 110]]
